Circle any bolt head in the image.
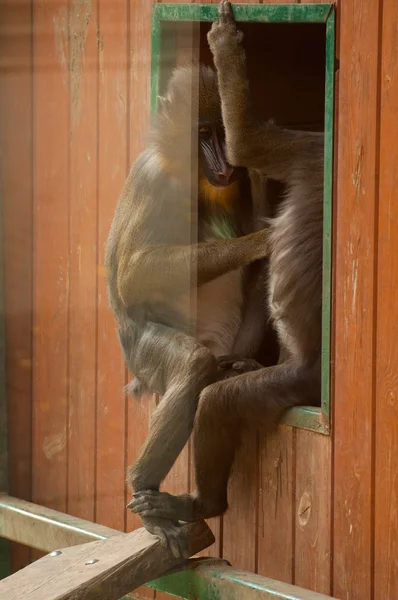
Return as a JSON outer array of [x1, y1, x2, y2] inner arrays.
[[50, 550, 62, 557], [85, 558, 99, 565]]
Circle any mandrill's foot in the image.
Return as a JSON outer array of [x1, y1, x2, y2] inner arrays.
[[126, 504, 189, 559], [207, 1, 244, 60], [144, 516, 188, 560]]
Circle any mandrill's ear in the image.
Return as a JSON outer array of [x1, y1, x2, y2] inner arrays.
[[157, 95, 171, 114]]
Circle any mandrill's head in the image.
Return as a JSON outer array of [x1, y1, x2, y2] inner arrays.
[[150, 65, 243, 206]]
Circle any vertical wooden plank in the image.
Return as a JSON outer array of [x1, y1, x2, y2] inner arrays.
[[257, 427, 294, 584], [221, 432, 258, 571], [126, 0, 153, 519], [333, 0, 380, 597], [0, 172, 9, 579], [126, 395, 156, 600], [295, 432, 331, 595], [293, 8, 335, 594], [96, 0, 127, 532], [152, 414, 191, 600], [293, 9, 335, 593], [374, 0, 398, 596], [67, 0, 98, 523], [0, 0, 33, 572], [32, 0, 69, 516], [127, 1, 155, 597]]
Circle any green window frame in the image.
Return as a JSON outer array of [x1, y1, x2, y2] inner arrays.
[[151, 3, 335, 435]]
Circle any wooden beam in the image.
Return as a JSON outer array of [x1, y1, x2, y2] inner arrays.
[[0, 521, 214, 600]]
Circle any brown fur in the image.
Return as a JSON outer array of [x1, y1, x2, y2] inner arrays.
[[129, 1, 323, 547], [105, 61, 275, 557]]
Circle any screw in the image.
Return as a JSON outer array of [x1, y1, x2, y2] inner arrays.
[[50, 551, 62, 557], [85, 559, 99, 565]]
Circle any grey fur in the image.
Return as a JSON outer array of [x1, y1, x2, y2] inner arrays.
[[105, 61, 273, 558]]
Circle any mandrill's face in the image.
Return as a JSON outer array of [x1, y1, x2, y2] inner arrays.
[[151, 64, 243, 197]]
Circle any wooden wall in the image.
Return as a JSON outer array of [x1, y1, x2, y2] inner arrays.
[[1, 1, 397, 599]]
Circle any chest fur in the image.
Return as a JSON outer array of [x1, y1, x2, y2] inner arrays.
[[178, 212, 244, 357]]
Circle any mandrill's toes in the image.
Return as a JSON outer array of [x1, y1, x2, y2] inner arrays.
[[141, 516, 189, 560]]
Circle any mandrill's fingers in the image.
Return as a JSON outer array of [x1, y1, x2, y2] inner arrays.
[[220, 1, 235, 25], [208, 1, 244, 54]]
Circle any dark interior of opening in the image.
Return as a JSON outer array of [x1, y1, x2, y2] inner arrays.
[[202, 22, 326, 130], [160, 22, 326, 126], [159, 21, 326, 218]]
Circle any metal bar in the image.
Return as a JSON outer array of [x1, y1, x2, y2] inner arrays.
[[0, 495, 335, 599], [149, 562, 336, 600]]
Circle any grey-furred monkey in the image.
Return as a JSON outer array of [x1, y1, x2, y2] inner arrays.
[[129, 0, 323, 555], [105, 55, 277, 556]]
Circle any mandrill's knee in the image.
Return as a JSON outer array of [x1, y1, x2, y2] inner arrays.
[[188, 346, 217, 387]]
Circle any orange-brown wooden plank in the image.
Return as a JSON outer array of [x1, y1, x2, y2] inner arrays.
[[221, 432, 258, 571], [0, 0, 33, 573], [67, 0, 98, 524], [127, 2, 155, 597], [332, 0, 380, 598], [32, 0, 69, 517], [295, 431, 331, 595], [96, 0, 128, 532], [257, 426, 294, 584], [126, 395, 156, 600], [374, 0, 398, 596]]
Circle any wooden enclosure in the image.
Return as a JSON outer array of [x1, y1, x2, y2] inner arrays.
[[1, 1, 398, 599]]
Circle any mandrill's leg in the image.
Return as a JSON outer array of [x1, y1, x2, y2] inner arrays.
[[129, 362, 320, 523], [125, 321, 217, 559]]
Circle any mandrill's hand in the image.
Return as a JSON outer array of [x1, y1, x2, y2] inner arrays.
[[216, 354, 263, 381], [207, 1, 244, 66]]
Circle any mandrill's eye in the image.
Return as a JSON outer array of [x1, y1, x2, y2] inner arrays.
[[199, 126, 211, 136]]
